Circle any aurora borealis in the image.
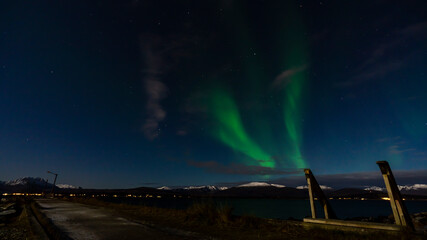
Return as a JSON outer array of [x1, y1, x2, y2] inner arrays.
[[1, 1, 427, 188], [279, 6, 309, 169], [200, 2, 311, 171], [208, 87, 275, 168]]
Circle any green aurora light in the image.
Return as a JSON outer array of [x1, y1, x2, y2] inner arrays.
[[282, 69, 307, 168], [208, 87, 275, 168], [277, 3, 309, 169], [205, 3, 309, 171]]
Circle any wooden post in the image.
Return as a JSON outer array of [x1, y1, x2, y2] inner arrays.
[[304, 169, 337, 219], [376, 161, 414, 231], [305, 171, 317, 218]]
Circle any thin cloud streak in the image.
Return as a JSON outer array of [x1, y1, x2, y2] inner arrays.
[[141, 40, 168, 140], [388, 145, 416, 155], [140, 34, 198, 140], [336, 21, 427, 88], [337, 61, 402, 87], [271, 66, 306, 90]]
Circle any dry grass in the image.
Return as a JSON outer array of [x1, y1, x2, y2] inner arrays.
[[63, 197, 425, 240], [185, 202, 233, 225], [0, 199, 34, 240]]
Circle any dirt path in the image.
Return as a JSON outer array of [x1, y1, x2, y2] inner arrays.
[[35, 199, 202, 240]]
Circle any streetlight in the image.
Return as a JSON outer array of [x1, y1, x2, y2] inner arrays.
[[47, 171, 58, 196]]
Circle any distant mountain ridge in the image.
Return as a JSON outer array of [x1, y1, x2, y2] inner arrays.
[[0, 177, 77, 192], [1, 178, 426, 199], [155, 181, 427, 198], [237, 182, 285, 188], [157, 182, 286, 191], [5, 177, 47, 186]]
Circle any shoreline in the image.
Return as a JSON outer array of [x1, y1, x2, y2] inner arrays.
[[63, 197, 426, 239], [1, 197, 426, 239]]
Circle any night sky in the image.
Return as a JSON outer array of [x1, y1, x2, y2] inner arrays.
[[1, 1, 426, 188]]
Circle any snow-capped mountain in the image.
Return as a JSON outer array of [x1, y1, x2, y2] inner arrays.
[[237, 182, 286, 188], [157, 185, 229, 191], [0, 177, 77, 192], [183, 185, 227, 191], [158, 182, 298, 198], [398, 184, 427, 191], [296, 185, 332, 190], [5, 177, 48, 186], [56, 184, 78, 189], [364, 186, 385, 191], [157, 182, 289, 191], [363, 184, 427, 194]]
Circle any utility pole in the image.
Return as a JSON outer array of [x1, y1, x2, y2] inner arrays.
[[43, 179, 48, 195], [47, 171, 58, 196]]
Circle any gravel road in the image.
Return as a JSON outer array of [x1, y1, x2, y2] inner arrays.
[[36, 199, 202, 240]]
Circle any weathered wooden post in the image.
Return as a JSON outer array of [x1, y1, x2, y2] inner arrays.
[[376, 161, 414, 231], [305, 169, 317, 218], [304, 169, 337, 219]]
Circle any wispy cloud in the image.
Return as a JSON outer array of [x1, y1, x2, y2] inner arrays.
[[140, 34, 199, 139], [337, 21, 427, 88], [388, 145, 416, 155], [271, 66, 306, 90], [187, 160, 300, 176], [141, 39, 168, 140], [397, 21, 427, 36], [375, 136, 418, 155], [337, 61, 403, 87]]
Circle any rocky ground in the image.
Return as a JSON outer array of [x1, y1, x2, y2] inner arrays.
[[346, 212, 427, 232], [0, 222, 31, 240], [0, 199, 32, 240]]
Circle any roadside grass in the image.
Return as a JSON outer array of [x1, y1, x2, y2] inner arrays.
[[64, 197, 424, 240], [0, 198, 35, 240]]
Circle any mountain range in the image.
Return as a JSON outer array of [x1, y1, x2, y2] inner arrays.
[[0, 177, 78, 193], [1, 178, 426, 199]]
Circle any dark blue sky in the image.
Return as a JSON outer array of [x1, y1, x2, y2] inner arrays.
[[1, 1, 426, 188]]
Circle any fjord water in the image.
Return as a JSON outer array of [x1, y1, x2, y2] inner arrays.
[[103, 197, 427, 220], [227, 199, 427, 219]]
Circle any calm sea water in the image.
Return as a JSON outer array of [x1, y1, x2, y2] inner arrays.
[[100, 197, 427, 220]]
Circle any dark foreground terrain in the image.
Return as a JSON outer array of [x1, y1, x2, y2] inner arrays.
[[1, 197, 426, 240]]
